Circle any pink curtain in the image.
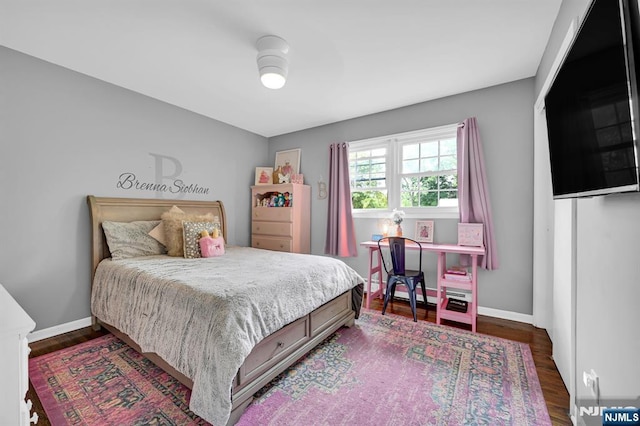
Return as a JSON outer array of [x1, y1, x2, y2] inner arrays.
[[457, 117, 499, 270], [325, 142, 358, 257]]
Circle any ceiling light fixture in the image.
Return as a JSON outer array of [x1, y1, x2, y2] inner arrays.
[[256, 35, 289, 90]]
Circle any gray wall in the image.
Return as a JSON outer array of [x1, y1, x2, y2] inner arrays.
[[535, 0, 640, 417], [269, 78, 536, 315], [0, 46, 268, 331]]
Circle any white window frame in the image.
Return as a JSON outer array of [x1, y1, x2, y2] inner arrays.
[[350, 123, 459, 219]]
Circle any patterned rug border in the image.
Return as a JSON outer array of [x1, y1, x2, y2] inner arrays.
[[29, 334, 208, 425], [362, 307, 536, 348], [29, 336, 118, 424]]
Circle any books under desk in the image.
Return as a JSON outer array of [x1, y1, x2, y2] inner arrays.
[[445, 298, 468, 313], [443, 266, 471, 281], [436, 258, 482, 332], [442, 267, 473, 291]]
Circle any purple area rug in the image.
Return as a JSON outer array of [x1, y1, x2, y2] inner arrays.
[[30, 309, 550, 425], [237, 309, 551, 426]]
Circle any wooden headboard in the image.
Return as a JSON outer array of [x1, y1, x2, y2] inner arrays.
[[86, 195, 227, 282]]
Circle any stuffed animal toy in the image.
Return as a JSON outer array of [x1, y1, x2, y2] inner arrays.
[[199, 230, 225, 257], [278, 173, 290, 183]]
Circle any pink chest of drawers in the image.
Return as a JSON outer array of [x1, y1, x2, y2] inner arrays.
[[251, 184, 310, 254]]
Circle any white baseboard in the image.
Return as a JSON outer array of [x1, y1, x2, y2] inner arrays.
[[477, 306, 533, 324], [28, 317, 92, 343]]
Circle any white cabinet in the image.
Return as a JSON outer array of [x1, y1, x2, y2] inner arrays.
[[0, 284, 38, 425]]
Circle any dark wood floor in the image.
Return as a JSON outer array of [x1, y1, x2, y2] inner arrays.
[[27, 297, 571, 425]]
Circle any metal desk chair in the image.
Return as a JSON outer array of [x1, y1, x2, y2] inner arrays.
[[377, 236, 427, 322]]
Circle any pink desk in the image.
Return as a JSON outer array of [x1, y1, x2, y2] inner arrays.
[[360, 241, 485, 332]]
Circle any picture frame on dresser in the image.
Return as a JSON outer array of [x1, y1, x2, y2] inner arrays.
[[274, 149, 301, 177], [255, 167, 273, 185]]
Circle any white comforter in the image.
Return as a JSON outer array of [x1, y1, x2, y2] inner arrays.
[[91, 246, 364, 425]]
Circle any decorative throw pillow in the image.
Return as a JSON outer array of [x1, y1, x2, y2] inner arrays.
[[148, 205, 184, 247], [200, 236, 225, 257], [102, 220, 166, 260], [182, 221, 217, 259], [161, 208, 214, 257]]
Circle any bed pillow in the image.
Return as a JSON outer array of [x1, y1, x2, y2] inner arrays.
[[148, 205, 183, 247], [102, 220, 166, 260], [162, 208, 214, 257], [182, 221, 217, 259]]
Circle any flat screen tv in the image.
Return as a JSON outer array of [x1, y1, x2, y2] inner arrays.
[[545, 0, 640, 199]]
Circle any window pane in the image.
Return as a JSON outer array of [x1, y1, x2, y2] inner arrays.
[[401, 191, 418, 207], [371, 173, 386, 187], [440, 139, 456, 155], [371, 148, 386, 157], [420, 157, 438, 172], [420, 192, 439, 207], [439, 174, 457, 189], [401, 177, 419, 191], [421, 176, 438, 190], [355, 164, 370, 174], [403, 159, 419, 173], [440, 190, 458, 200], [352, 190, 388, 209], [403, 144, 419, 160], [440, 155, 457, 171], [370, 161, 385, 173], [354, 179, 370, 189], [421, 141, 438, 157]]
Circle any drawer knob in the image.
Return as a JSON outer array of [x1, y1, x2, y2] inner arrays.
[[276, 341, 284, 348]]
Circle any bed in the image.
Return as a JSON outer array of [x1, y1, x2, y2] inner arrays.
[[87, 195, 364, 425]]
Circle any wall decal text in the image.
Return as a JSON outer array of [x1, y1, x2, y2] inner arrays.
[[116, 153, 211, 197], [116, 173, 210, 194]]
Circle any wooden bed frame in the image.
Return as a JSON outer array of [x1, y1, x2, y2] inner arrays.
[[86, 195, 357, 425]]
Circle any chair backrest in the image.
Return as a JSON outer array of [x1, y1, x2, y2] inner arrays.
[[377, 237, 422, 276]]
